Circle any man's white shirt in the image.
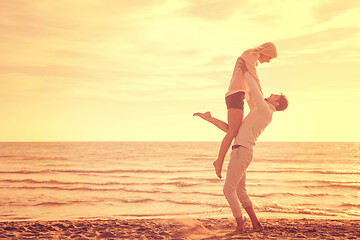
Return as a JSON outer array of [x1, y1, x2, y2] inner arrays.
[[233, 72, 276, 150]]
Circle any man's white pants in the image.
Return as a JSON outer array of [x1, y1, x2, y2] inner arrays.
[[223, 146, 253, 218]]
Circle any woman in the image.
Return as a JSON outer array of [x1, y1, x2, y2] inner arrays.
[[195, 42, 277, 179]]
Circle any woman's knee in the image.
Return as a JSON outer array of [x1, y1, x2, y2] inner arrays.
[[227, 127, 240, 138]]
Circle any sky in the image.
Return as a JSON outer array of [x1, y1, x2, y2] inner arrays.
[[0, 0, 359, 142]]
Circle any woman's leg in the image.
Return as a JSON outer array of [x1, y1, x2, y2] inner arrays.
[[213, 108, 243, 178], [193, 112, 229, 133]]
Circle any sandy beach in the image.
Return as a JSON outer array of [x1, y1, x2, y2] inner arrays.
[[1, 217, 359, 239]]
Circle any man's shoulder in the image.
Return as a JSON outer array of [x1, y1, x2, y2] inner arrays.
[[258, 103, 274, 117]]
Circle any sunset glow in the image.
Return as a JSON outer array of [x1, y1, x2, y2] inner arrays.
[[1, 0, 359, 141]]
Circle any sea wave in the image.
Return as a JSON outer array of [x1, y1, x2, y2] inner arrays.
[[171, 177, 221, 184], [0, 168, 201, 175], [257, 203, 339, 217], [1, 168, 359, 176], [247, 169, 360, 175], [305, 184, 360, 190], [4, 197, 227, 209], [288, 179, 360, 184], [341, 203, 360, 208], [0, 155, 18, 158], [5, 198, 155, 207], [252, 157, 355, 164], [0, 179, 199, 187], [251, 192, 345, 198], [0, 185, 224, 198], [0, 156, 69, 161], [0, 185, 176, 194], [112, 210, 221, 219], [0, 179, 125, 186]]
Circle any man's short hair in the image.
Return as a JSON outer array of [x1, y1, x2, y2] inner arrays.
[[275, 94, 288, 111]]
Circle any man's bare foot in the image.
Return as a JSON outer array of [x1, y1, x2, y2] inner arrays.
[[227, 226, 245, 236], [193, 111, 211, 120], [227, 217, 246, 235], [252, 223, 263, 232], [212, 159, 223, 179]]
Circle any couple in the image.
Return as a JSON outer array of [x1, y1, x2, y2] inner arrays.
[[194, 42, 288, 234]]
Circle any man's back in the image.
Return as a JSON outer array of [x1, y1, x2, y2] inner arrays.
[[233, 72, 275, 150]]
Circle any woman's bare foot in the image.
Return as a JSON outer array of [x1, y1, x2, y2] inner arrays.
[[193, 111, 211, 120], [212, 159, 223, 179]]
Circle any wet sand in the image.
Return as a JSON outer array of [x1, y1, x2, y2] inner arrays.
[[1, 217, 359, 239]]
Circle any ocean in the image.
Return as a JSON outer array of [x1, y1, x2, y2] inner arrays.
[[0, 142, 359, 221]]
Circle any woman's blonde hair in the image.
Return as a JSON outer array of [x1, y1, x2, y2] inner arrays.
[[251, 42, 277, 59]]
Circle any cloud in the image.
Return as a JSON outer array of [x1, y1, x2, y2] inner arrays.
[[276, 27, 359, 51], [204, 55, 234, 67], [0, 61, 227, 100], [0, 65, 108, 79], [178, 0, 247, 20], [313, 0, 360, 22], [0, 0, 167, 43], [52, 50, 106, 59], [0, 64, 160, 85]]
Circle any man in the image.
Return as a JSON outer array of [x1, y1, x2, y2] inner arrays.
[[193, 70, 288, 234]]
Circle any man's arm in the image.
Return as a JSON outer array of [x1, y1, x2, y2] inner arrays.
[[239, 57, 263, 93], [244, 71, 269, 113], [238, 60, 257, 111], [246, 92, 256, 111]]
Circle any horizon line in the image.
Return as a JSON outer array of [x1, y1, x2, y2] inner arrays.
[[0, 140, 358, 143]]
